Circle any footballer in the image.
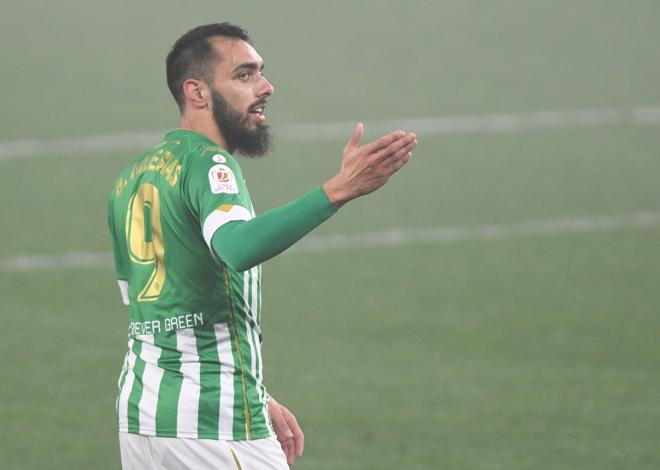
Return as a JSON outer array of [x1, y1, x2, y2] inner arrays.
[[108, 22, 416, 469]]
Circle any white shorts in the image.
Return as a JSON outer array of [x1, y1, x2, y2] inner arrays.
[[118, 432, 289, 470]]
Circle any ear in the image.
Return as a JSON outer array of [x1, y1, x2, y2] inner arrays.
[[182, 79, 209, 110]]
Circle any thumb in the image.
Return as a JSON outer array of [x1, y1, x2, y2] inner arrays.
[[345, 122, 364, 149]]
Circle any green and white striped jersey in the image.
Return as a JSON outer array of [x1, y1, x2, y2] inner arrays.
[[107, 129, 272, 440]]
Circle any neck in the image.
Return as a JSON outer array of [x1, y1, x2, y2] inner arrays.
[[179, 113, 228, 150]]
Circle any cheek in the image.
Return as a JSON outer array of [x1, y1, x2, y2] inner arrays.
[[223, 86, 253, 112]]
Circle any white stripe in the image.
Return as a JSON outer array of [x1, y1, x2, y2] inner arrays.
[[117, 280, 130, 306], [136, 336, 164, 435], [246, 323, 259, 403], [241, 268, 262, 334], [175, 329, 201, 438], [1, 106, 659, 161], [243, 268, 257, 408], [251, 265, 267, 425], [115, 349, 130, 412], [250, 266, 263, 402], [243, 270, 258, 402], [258, 265, 263, 324], [117, 339, 136, 432], [251, 266, 259, 327], [202, 205, 253, 248], [250, 325, 269, 433], [5, 211, 660, 271], [243, 271, 253, 322], [214, 323, 235, 439]]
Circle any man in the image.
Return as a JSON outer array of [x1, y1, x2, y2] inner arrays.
[[108, 22, 416, 469]]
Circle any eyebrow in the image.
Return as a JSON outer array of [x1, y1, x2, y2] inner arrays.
[[232, 62, 265, 73]]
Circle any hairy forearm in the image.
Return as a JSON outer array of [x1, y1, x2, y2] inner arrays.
[[211, 186, 337, 271]]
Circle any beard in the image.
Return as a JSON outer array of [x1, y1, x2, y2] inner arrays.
[[210, 88, 272, 157]]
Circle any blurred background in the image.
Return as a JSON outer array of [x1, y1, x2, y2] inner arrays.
[[1, 1, 659, 468]]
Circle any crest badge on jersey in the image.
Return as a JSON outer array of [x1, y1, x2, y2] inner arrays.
[[208, 164, 239, 194]]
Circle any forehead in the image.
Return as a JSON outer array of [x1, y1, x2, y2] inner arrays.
[[209, 37, 263, 74]]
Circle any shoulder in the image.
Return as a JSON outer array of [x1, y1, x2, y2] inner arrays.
[[156, 130, 235, 168], [184, 142, 243, 178], [188, 143, 240, 170], [178, 143, 246, 197]]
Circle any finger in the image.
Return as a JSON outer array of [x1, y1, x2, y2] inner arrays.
[[345, 123, 364, 150], [362, 130, 406, 154], [278, 436, 293, 466], [390, 152, 412, 173], [372, 133, 416, 162], [284, 439, 295, 466], [289, 439, 298, 466], [277, 424, 294, 445], [283, 409, 305, 458], [383, 140, 417, 165], [269, 403, 294, 445]]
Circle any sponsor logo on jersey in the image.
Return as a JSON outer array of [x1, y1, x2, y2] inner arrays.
[[208, 164, 239, 194], [212, 154, 227, 163]]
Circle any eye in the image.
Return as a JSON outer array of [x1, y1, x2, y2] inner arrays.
[[238, 72, 250, 81]]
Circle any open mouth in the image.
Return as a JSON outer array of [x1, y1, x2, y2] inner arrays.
[[249, 102, 267, 120]]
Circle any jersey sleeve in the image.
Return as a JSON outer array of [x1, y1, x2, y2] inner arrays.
[[211, 186, 337, 271], [107, 190, 128, 281], [108, 189, 131, 305], [182, 145, 254, 249]]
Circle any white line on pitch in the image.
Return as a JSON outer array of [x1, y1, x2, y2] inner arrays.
[[293, 211, 660, 252], [282, 106, 660, 141], [4, 211, 659, 272], [1, 106, 659, 161]]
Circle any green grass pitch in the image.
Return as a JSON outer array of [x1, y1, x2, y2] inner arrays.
[[1, 1, 659, 468]]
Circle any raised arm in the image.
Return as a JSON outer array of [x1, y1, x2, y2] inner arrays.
[[212, 124, 417, 271]]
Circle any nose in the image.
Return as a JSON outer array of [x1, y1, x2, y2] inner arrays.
[[257, 75, 274, 97]]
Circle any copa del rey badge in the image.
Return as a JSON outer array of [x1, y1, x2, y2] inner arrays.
[[208, 164, 238, 194]]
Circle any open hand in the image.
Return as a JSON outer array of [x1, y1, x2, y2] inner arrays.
[[322, 123, 416, 207]]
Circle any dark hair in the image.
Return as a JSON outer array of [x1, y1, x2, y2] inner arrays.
[[166, 23, 251, 111]]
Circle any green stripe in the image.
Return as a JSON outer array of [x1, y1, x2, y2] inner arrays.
[[250, 267, 263, 406], [154, 332, 183, 436], [117, 351, 130, 393], [229, 311, 248, 440], [251, 327, 270, 434], [195, 328, 220, 439], [252, 328, 261, 398], [126, 340, 144, 434], [250, 267, 269, 435], [116, 350, 130, 427], [233, 268, 270, 439], [225, 269, 250, 440], [253, 266, 270, 434], [242, 269, 258, 438]]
